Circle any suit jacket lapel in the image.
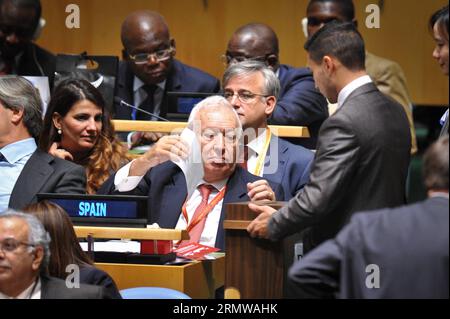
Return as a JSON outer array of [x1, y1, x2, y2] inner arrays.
[[215, 168, 249, 248], [161, 60, 182, 117], [263, 135, 287, 184], [156, 170, 187, 227], [9, 150, 54, 209], [341, 82, 378, 109]]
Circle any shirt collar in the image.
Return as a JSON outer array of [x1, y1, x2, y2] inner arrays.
[[440, 109, 449, 126], [0, 138, 37, 164], [133, 76, 166, 93], [337, 75, 372, 109], [247, 128, 268, 156], [196, 178, 228, 192], [0, 277, 40, 299], [429, 192, 449, 199], [275, 68, 280, 78]]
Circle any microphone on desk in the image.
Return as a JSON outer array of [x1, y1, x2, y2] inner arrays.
[[114, 97, 170, 122]]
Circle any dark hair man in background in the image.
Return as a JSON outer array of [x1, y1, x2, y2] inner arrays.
[[304, 0, 417, 155], [225, 23, 328, 149], [247, 22, 411, 253], [0, 0, 54, 79], [289, 136, 448, 299]]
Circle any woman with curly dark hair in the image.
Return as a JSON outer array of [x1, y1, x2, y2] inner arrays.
[[39, 79, 130, 193]]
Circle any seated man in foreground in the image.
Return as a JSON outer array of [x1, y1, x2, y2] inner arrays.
[[99, 96, 283, 250], [0, 210, 114, 299]]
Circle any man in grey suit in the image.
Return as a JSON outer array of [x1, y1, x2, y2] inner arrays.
[[0, 76, 86, 213], [247, 22, 411, 252], [288, 136, 449, 299]]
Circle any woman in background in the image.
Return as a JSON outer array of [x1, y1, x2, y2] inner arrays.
[[24, 201, 122, 298], [430, 5, 449, 136], [39, 79, 130, 193]]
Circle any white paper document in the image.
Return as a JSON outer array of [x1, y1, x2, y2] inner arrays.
[[171, 128, 204, 199], [80, 240, 141, 253], [24, 76, 50, 116]]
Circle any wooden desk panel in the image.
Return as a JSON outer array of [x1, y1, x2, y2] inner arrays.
[[96, 255, 225, 299], [112, 120, 310, 138]]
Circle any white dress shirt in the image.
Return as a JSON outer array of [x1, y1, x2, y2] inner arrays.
[[0, 278, 41, 299], [114, 160, 143, 192], [0, 138, 37, 214], [175, 179, 228, 247], [246, 128, 269, 177], [337, 75, 372, 109], [114, 163, 227, 247]]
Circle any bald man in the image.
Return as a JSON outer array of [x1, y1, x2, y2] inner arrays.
[[225, 23, 328, 149], [114, 11, 220, 146]]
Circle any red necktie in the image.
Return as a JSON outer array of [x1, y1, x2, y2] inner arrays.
[[185, 184, 215, 244]]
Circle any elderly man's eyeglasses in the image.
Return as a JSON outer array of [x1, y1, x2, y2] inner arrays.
[[306, 17, 339, 27], [128, 47, 174, 65], [201, 129, 238, 143], [0, 238, 35, 253], [221, 54, 269, 66], [224, 90, 270, 104]]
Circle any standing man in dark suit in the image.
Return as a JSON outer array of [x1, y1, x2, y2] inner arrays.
[[99, 96, 282, 250], [304, 0, 417, 154], [115, 10, 220, 147], [0, 76, 86, 213], [289, 136, 449, 299], [247, 22, 411, 252], [0, 0, 54, 79], [223, 60, 314, 199], [0, 211, 114, 298], [224, 23, 328, 149]]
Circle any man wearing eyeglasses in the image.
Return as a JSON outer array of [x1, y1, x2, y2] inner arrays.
[[0, 0, 54, 80], [304, 0, 417, 155], [223, 60, 314, 200], [99, 96, 283, 251], [224, 23, 328, 150], [114, 10, 220, 147], [0, 211, 113, 298]]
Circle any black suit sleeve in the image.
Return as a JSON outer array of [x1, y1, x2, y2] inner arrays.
[[53, 163, 87, 194]]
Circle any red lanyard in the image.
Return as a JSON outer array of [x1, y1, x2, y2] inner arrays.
[[181, 186, 227, 233]]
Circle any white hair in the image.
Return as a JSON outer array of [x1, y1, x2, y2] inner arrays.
[[0, 210, 51, 270], [188, 95, 243, 138]]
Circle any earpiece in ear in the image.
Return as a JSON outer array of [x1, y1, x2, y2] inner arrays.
[[32, 18, 46, 41], [301, 18, 309, 38]]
